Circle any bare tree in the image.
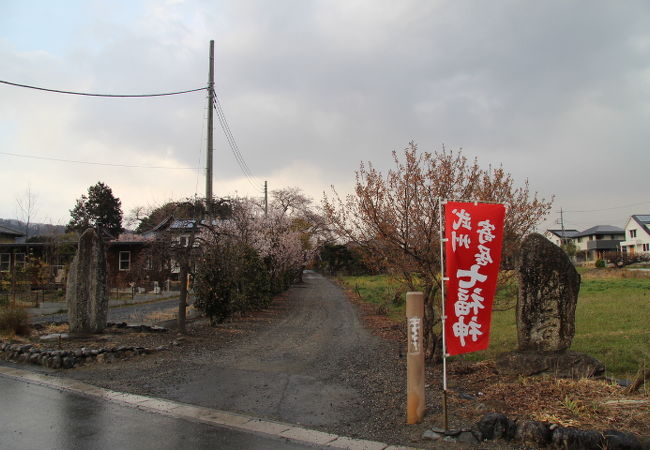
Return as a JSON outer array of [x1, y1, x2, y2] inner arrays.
[[16, 184, 38, 239], [323, 142, 552, 360]]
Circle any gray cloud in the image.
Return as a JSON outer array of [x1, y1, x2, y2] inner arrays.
[[1, 0, 649, 230]]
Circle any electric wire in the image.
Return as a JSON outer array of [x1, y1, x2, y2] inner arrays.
[[2, 78, 262, 191], [212, 93, 260, 189], [0, 79, 207, 98], [561, 200, 650, 213], [0, 151, 200, 170], [211, 90, 263, 191], [212, 94, 254, 181]]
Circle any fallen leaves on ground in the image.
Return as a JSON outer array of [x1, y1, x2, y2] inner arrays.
[[346, 284, 649, 438], [438, 361, 649, 437]]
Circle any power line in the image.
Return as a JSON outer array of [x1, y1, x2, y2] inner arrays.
[[2, 76, 263, 191], [211, 90, 263, 191], [0, 79, 207, 98], [212, 93, 258, 185], [561, 200, 650, 213], [0, 151, 200, 170]]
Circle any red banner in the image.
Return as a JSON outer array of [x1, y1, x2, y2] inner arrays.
[[444, 201, 505, 356]]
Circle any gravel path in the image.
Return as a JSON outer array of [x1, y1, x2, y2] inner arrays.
[[167, 271, 377, 428], [54, 272, 488, 448]]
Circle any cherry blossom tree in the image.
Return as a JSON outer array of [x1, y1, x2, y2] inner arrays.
[[323, 142, 552, 360], [194, 189, 322, 324]]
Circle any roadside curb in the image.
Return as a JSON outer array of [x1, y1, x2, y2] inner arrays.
[[0, 365, 417, 450]]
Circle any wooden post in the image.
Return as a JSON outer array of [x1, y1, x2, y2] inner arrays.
[[406, 291, 425, 424], [206, 40, 215, 213]]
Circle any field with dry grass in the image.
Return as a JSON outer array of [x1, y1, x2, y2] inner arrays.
[[341, 268, 650, 379], [340, 271, 649, 440]]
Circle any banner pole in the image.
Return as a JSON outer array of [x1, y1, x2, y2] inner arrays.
[[438, 198, 449, 431]]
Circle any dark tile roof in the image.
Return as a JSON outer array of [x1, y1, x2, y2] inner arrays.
[[0, 225, 24, 237], [146, 216, 229, 235], [573, 225, 624, 238]]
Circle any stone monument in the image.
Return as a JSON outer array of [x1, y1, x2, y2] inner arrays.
[[66, 228, 108, 333], [496, 233, 604, 377], [517, 232, 580, 351]]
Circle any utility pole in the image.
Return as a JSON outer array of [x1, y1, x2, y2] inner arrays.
[[264, 181, 268, 216], [206, 40, 215, 214], [560, 208, 566, 246]]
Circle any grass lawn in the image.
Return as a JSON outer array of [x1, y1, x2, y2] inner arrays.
[[340, 269, 650, 379]]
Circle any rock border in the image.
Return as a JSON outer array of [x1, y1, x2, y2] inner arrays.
[[0, 322, 170, 370], [423, 412, 648, 449]]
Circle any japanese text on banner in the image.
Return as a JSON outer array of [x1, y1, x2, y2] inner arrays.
[[444, 202, 505, 356]]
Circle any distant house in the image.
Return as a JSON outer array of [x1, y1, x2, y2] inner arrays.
[[544, 229, 578, 247], [107, 216, 217, 288], [0, 225, 23, 244], [1, 216, 212, 290], [106, 233, 152, 287], [0, 225, 26, 273], [544, 225, 624, 261], [619, 215, 650, 255], [0, 227, 151, 287], [572, 225, 625, 261], [0, 239, 76, 282]]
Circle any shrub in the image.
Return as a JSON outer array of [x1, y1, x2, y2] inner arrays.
[[595, 259, 606, 268], [193, 241, 239, 325], [0, 307, 30, 336], [238, 245, 272, 312], [194, 241, 274, 325]]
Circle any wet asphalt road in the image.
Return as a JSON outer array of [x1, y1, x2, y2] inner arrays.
[[30, 297, 187, 325], [0, 375, 318, 450]]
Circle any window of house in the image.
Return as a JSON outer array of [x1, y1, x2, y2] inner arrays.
[[0, 253, 10, 272], [145, 255, 153, 270], [119, 251, 131, 271], [170, 258, 180, 274], [179, 236, 189, 247], [14, 253, 26, 270], [630, 229, 637, 238], [643, 243, 649, 252]]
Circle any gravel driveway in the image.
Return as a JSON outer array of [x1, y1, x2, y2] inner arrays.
[[171, 271, 396, 429], [56, 272, 478, 447]]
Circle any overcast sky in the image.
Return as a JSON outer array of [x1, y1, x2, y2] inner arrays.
[[1, 0, 649, 231]]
